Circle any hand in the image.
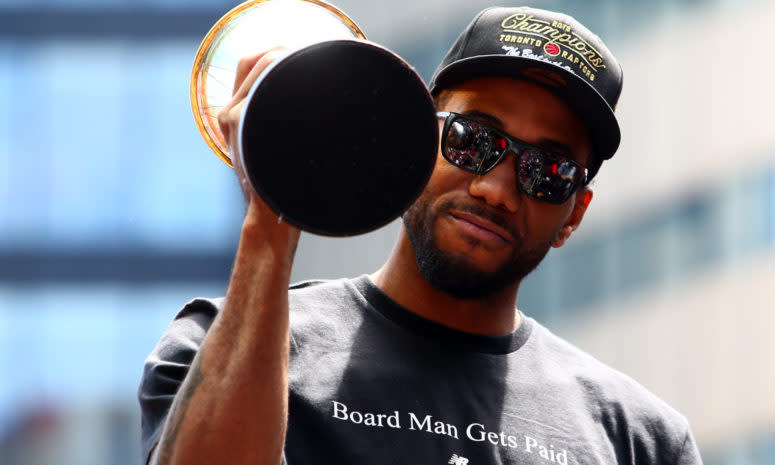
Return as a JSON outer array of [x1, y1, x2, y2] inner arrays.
[[217, 48, 288, 206], [217, 49, 300, 247]]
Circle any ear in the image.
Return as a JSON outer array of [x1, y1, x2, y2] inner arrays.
[[552, 187, 593, 248]]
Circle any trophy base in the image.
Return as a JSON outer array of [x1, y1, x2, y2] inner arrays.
[[240, 40, 438, 236]]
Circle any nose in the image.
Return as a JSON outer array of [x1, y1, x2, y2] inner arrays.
[[468, 153, 521, 212]]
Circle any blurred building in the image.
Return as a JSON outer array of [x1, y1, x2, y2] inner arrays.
[[0, 0, 772, 464]]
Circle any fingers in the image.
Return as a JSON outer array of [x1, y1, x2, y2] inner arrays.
[[217, 47, 289, 160], [216, 48, 292, 213], [232, 53, 264, 96], [232, 47, 289, 101]]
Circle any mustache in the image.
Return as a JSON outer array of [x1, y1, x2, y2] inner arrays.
[[441, 198, 520, 240]]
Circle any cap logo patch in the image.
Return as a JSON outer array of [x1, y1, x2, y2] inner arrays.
[[544, 43, 560, 56], [499, 13, 606, 82]]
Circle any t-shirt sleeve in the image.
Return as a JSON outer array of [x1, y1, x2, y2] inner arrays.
[[137, 298, 220, 465], [676, 428, 704, 465]]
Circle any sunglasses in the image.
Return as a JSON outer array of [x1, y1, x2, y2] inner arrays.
[[437, 111, 589, 204]]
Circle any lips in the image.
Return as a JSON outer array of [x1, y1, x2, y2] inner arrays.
[[448, 210, 513, 243]]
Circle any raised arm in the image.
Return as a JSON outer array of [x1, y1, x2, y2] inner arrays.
[[150, 49, 300, 465]]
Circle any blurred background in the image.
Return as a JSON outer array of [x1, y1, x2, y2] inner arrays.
[[0, 0, 773, 463]]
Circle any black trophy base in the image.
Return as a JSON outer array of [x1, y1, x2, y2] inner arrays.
[[240, 40, 438, 236]]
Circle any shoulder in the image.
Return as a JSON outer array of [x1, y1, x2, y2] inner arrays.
[[289, 276, 364, 303], [526, 320, 697, 458], [152, 276, 365, 345], [162, 277, 361, 324], [142, 297, 222, 369], [288, 277, 366, 321], [528, 320, 679, 410], [287, 276, 373, 347]]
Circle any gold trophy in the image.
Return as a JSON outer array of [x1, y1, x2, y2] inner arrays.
[[190, 0, 438, 236]]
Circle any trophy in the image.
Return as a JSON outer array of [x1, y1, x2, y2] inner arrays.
[[190, 0, 438, 236]]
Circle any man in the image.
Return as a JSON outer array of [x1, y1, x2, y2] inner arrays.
[[140, 6, 702, 465]]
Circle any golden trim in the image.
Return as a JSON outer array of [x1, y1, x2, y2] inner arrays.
[[499, 29, 604, 72], [189, 0, 366, 167]]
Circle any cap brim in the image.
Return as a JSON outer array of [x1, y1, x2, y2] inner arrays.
[[429, 55, 620, 165]]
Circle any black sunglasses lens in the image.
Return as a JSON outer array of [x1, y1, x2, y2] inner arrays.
[[443, 117, 503, 173], [518, 150, 582, 203], [440, 113, 585, 204]]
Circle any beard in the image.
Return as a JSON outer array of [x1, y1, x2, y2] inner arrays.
[[402, 194, 553, 300]]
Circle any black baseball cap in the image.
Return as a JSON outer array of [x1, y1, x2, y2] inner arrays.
[[429, 7, 623, 180]]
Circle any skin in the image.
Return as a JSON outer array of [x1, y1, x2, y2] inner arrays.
[[373, 76, 594, 336], [150, 57, 594, 465], [150, 49, 300, 465]]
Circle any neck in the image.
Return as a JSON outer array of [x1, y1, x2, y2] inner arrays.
[[371, 227, 521, 337]]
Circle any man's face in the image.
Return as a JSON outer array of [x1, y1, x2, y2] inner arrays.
[[402, 76, 593, 299]]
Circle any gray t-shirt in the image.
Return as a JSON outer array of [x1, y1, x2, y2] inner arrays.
[[139, 276, 702, 464]]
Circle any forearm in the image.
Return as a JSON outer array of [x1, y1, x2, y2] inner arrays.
[[152, 221, 299, 465]]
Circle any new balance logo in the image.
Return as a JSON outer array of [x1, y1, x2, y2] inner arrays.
[[448, 454, 469, 465]]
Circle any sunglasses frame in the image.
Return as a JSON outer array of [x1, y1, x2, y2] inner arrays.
[[436, 111, 589, 204]]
